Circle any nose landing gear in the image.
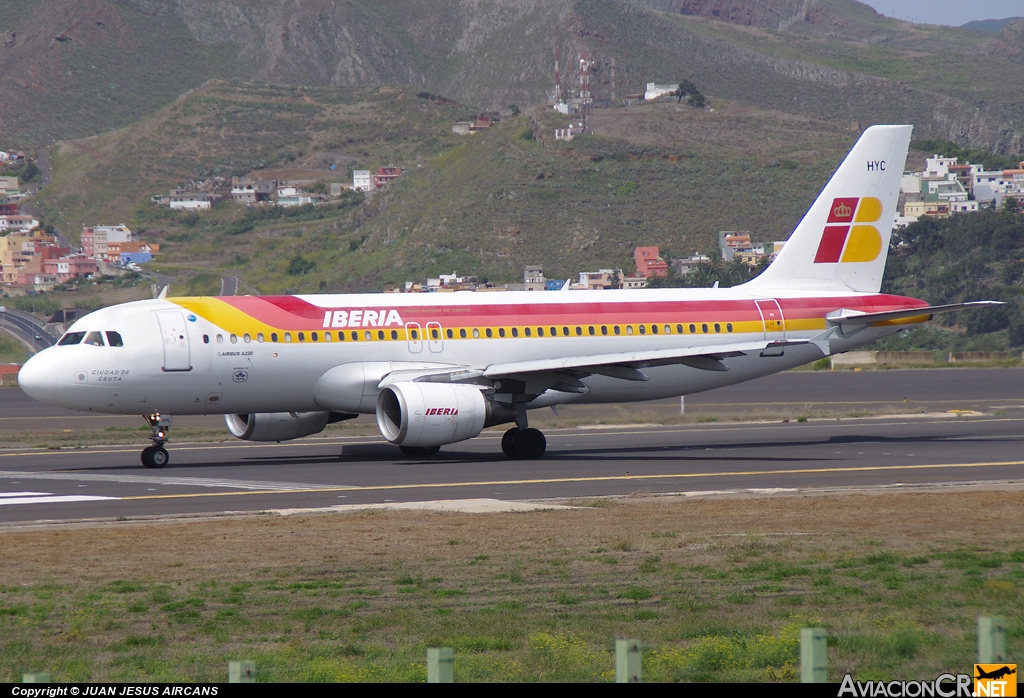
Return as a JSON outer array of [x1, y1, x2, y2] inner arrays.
[[141, 412, 171, 468]]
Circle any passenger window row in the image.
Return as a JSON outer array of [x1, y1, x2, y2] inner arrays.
[[210, 323, 737, 344], [59, 323, 738, 349]]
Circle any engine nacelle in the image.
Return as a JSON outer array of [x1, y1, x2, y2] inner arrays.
[[376, 382, 513, 447], [225, 411, 331, 441]]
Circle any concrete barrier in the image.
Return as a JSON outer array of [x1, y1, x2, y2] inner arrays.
[[874, 351, 935, 364], [948, 352, 1009, 363], [830, 351, 876, 366], [831, 351, 936, 367]]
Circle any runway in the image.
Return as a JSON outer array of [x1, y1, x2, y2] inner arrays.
[[1, 368, 1023, 524]]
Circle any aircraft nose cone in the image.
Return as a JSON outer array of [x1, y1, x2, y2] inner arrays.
[[18, 351, 58, 403]]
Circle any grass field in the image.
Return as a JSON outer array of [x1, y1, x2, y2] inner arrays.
[[0, 490, 1020, 682], [0, 332, 28, 364]]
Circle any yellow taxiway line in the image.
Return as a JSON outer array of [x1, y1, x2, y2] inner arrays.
[[117, 460, 1024, 502]]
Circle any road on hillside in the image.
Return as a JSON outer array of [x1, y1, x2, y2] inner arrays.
[[0, 307, 56, 353]]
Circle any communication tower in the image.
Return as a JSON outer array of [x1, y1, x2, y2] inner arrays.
[[578, 50, 594, 132], [552, 47, 562, 104]]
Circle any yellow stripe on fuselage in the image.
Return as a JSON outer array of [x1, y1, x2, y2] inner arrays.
[[168, 297, 830, 344]]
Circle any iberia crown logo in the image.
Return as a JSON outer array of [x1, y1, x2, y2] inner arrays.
[[813, 197, 884, 264]]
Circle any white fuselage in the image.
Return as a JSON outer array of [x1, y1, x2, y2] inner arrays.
[[18, 287, 912, 417]]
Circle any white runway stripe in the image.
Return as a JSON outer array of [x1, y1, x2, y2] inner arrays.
[[0, 470, 333, 491], [0, 493, 118, 506]]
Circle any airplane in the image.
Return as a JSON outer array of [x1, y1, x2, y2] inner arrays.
[[975, 666, 1016, 681], [17, 125, 998, 468]]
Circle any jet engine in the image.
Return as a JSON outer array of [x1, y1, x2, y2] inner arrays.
[[225, 411, 354, 442], [376, 382, 515, 448]]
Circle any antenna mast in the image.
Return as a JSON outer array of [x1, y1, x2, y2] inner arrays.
[[553, 47, 561, 104], [579, 50, 593, 133]]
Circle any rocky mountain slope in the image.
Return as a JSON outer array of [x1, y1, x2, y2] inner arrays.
[[2, 0, 1023, 153]]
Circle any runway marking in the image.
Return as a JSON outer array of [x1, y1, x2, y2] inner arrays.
[[0, 470, 340, 491], [0, 493, 117, 506], [116, 460, 1024, 502], [2, 414, 1022, 461]]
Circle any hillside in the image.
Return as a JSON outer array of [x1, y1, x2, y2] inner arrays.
[[874, 204, 1024, 352], [3, 0, 1024, 153], [32, 82, 475, 236], [32, 82, 863, 292]]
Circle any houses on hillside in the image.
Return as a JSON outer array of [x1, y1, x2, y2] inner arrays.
[[0, 229, 79, 290], [382, 244, 753, 294], [898, 154, 1024, 224], [452, 110, 513, 136], [1, 224, 160, 293], [351, 167, 404, 193], [152, 166, 399, 209], [81, 225, 159, 265]]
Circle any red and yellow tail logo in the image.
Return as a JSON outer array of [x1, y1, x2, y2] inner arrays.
[[813, 197, 884, 264]]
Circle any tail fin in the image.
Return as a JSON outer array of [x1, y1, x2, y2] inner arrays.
[[742, 125, 912, 294]]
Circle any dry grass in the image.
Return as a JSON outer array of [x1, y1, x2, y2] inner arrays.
[[1, 490, 1021, 681]]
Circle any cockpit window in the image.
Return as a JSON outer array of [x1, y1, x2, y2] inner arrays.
[[106, 331, 124, 347], [58, 332, 86, 346], [83, 331, 105, 346]]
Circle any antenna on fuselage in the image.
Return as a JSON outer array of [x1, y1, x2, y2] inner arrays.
[[157, 284, 169, 299]]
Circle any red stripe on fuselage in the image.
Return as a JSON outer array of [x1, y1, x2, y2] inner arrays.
[[216, 294, 929, 329]]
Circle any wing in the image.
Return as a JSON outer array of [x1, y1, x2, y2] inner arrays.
[[377, 337, 824, 403], [480, 338, 816, 379]]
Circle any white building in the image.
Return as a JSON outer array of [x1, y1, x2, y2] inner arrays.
[[276, 189, 317, 207], [923, 155, 957, 178], [644, 83, 678, 101], [169, 191, 214, 210], [0, 215, 39, 233], [352, 170, 373, 192]]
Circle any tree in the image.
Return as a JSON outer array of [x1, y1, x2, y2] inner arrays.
[[286, 255, 315, 275], [675, 80, 705, 108], [21, 161, 41, 182]]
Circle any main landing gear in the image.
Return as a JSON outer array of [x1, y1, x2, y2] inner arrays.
[[501, 427, 547, 460], [500, 404, 547, 460], [141, 412, 171, 469]]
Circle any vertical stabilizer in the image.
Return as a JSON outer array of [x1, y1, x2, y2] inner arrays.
[[742, 125, 912, 293]]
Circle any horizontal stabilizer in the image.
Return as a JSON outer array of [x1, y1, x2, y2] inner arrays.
[[827, 301, 1003, 330]]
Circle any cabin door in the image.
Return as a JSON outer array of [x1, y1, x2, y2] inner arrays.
[[156, 311, 192, 372], [406, 322, 423, 353], [426, 322, 444, 353], [754, 299, 786, 341]]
